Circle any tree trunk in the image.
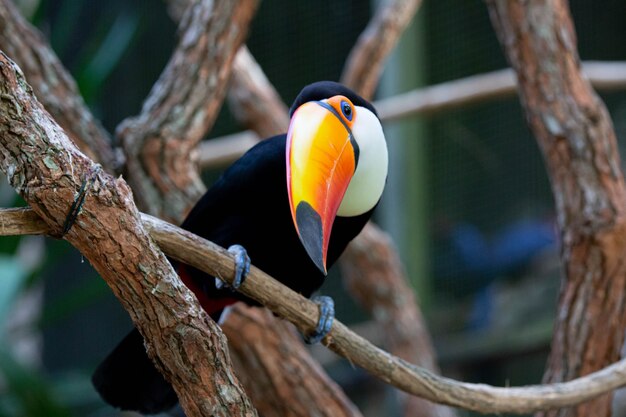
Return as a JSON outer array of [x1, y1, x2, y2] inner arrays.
[[0, 51, 257, 417], [487, 1, 626, 416]]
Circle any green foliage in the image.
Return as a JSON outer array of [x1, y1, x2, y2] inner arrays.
[[0, 347, 71, 417]]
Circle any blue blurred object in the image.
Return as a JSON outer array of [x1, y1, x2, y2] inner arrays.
[[434, 218, 557, 330], [434, 217, 557, 299]]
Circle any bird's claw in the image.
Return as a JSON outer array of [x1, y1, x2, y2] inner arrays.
[[215, 244, 250, 290], [304, 295, 335, 344]]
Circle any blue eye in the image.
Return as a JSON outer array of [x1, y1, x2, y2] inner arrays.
[[341, 100, 353, 121]]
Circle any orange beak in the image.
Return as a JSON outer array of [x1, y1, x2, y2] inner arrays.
[[286, 98, 358, 275]]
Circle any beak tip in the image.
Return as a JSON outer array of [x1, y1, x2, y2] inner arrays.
[[295, 201, 328, 276]]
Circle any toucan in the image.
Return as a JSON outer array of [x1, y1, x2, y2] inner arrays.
[[92, 81, 388, 414]]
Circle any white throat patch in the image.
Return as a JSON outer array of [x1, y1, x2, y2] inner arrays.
[[337, 106, 388, 217]]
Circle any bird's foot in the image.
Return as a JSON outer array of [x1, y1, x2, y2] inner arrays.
[[304, 295, 335, 344], [215, 244, 250, 290]]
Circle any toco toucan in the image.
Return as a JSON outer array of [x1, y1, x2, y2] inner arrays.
[[92, 81, 388, 414]]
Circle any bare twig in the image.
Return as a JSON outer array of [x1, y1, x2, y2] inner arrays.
[[199, 61, 626, 169], [0, 52, 256, 417], [4, 206, 626, 414], [0, 0, 118, 173], [117, 0, 258, 222]]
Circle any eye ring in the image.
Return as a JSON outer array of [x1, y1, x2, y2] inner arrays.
[[340, 100, 353, 121]]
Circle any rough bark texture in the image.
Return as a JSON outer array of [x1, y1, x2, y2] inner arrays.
[[118, 0, 258, 222], [0, 52, 256, 417], [0, 0, 118, 173], [487, 1, 626, 417], [227, 46, 291, 139], [224, 305, 364, 417], [340, 0, 423, 100], [340, 225, 456, 417]]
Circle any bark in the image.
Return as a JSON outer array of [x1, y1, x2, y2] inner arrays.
[[340, 225, 456, 417], [0, 52, 256, 417], [487, 1, 626, 417], [340, 0, 423, 100], [0, 0, 118, 173], [117, 0, 258, 222], [227, 46, 291, 138]]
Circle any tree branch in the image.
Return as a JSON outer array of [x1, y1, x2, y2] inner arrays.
[[0, 0, 118, 173], [199, 61, 626, 169], [5, 205, 626, 413], [0, 52, 255, 416], [227, 46, 290, 138], [486, 2, 626, 417], [340, 0, 423, 99], [117, 0, 258, 222]]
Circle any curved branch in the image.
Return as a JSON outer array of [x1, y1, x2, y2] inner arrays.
[[5, 206, 626, 414], [117, 0, 258, 222], [0, 0, 118, 172], [0, 51, 256, 417]]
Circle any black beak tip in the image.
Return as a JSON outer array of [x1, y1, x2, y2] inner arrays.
[[295, 201, 327, 276]]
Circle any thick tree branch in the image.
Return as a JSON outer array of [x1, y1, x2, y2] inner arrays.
[[487, 2, 626, 417], [6, 206, 626, 414], [0, 0, 118, 173], [0, 52, 256, 417], [340, 0, 423, 100], [117, 0, 258, 222]]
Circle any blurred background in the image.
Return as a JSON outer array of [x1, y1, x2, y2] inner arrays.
[[2, 0, 626, 416]]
